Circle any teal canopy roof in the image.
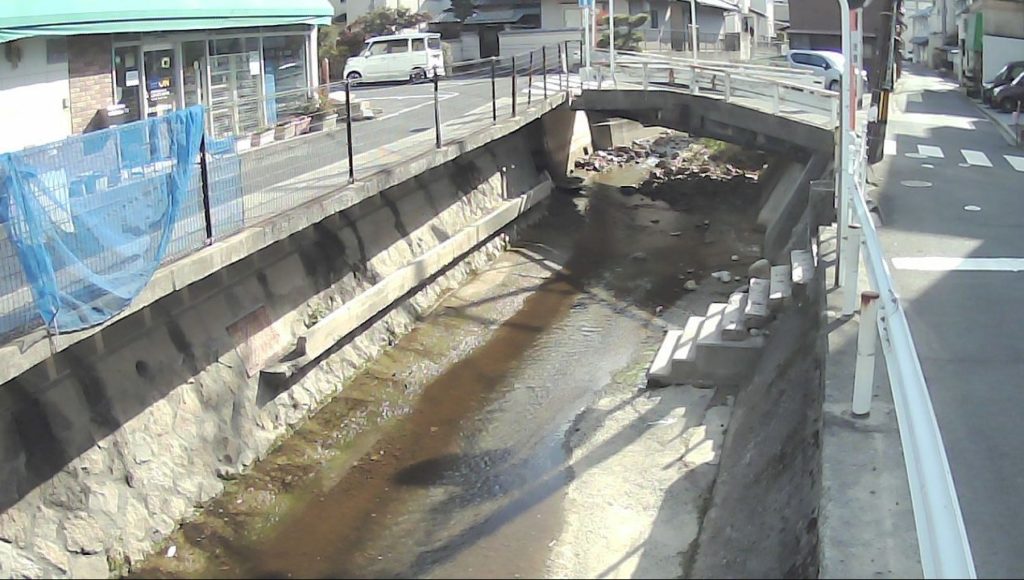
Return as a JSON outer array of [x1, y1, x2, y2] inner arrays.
[[0, 0, 333, 43]]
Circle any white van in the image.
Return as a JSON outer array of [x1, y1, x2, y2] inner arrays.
[[343, 33, 445, 83]]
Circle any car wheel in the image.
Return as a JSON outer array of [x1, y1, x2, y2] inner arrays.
[[410, 68, 427, 83], [828, 80, 839, 92], [346, 71, 362, 82]]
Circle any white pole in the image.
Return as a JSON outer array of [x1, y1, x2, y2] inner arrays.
[[837, 0, 852, 292], [583, 3, 591, 69], [842, 223, 862, 316], [852, 290, 880, 416], [690, 0, 698, 63], [609, 0, 616, 79]]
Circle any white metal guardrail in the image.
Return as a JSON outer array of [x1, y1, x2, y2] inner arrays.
[[842, 133, 977, 579], [587, 55, 977, 579]]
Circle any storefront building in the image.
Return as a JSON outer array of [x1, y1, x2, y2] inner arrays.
[[0, 1, 332, 152]]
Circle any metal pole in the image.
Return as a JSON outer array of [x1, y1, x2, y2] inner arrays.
[[345, 80, 355, 184], [198, 134, 214, 244], [512, 55, 518, 117], [690, 0, 699, 63], [842, 222, 862, 316], [852, 290, 880, 416], [433, 67, 441, 148], [838, 0, 853, 289], [528, 51, 534, 106], [609, 0, 616, 80], [543, 46, 548, 100], [491, 57, 497, 123]]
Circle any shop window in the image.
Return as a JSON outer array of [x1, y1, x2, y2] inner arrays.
[[263, 35, 309, 122]]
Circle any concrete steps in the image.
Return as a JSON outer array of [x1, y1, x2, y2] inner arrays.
[[647, 253, 814, 387]]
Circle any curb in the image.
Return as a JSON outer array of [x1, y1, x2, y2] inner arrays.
[[972, 97, 1022, 148]]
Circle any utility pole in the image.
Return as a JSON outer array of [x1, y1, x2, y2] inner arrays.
[[690, 0, 699, 62]]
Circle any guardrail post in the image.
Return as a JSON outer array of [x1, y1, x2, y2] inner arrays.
[[724, 72, 732, 101], [542, 46, 548, 100], [528, 51, 534, 106], [642, 63, 649, 91], [852, 290, 880, 416], [511, 55, 517, 117], [433, 67, 441, 148], [689, 66, 698, 95], [198, 134, 214, 244], [345, 80, 355, 184], [491, 57, 497, 123], [842, 222, 862, 316], [772, 83, 782, 114]]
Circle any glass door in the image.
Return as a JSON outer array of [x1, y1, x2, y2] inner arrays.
[[113, 45, 143, 123], [143, 47, 177, 117]]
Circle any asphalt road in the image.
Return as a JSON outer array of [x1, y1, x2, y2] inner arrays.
[[872, 65, 1024, 578]]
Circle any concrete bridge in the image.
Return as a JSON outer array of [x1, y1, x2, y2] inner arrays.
[[0, 55, 855, 578]]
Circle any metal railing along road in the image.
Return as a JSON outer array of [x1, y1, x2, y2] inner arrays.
[[0, 42, 583, 343], [588, 52, 976, 579]]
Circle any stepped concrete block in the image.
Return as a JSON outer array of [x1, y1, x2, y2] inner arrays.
[[745, 278, 770, 328], [791, 249, 814, 298], [647, 329, 684, 387], [769, 264, 792, 310], [721, 292, 749, 341], [667, 315, 706, 382]]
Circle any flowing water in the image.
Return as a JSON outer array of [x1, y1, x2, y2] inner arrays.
[[132, 165, 765, 579]]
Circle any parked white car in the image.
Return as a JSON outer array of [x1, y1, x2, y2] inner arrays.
[[343, 33, 446, 83], [785, 49, 845, 91]]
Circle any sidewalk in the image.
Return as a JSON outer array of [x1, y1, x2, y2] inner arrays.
[[818, 224, 923, 579], [973, 100, 1023, 147]]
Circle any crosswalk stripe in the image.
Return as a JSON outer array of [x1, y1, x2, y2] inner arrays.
[[1006, 155, 1024, 172], [961, 149, 993, 167], [918, 144, 944, 158], [884, 139, 897, 156]]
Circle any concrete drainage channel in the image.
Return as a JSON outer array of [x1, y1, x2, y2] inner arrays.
[[118, 126, 836, 579]]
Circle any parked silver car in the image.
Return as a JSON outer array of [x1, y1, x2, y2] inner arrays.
[[785, 49, 845, 91]]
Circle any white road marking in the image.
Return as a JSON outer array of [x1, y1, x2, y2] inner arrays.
[[917, 144, 945, 158], [892, 257, 1024, 272], [1006, 155, 1024, 172], [885, 139, 897, 156], [961, 149, 993, 167], [370, 94, 458, 122]]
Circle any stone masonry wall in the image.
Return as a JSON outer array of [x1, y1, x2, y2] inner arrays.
[[68, 35, 114, 134], [0, 124, 553, 578]]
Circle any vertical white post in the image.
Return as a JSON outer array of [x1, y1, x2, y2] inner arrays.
[[642, 63, 649, 90], [609, 0, 616, 80], [842, 222, 862, 316], [690, 65, 698, 94], [772, 83, 781, 113], [837, 0, 852, 294], [852, 290, 880, 416], [724, 72, 731, 100], [690, 0, 699, 63]]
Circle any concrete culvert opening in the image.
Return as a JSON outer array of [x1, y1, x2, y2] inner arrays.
[[125, 125, 829, 579]]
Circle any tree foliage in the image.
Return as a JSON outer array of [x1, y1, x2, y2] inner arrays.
[[450, 0, 476, 21], [596, 13, 649, 51], [318, 7, 431, 79]]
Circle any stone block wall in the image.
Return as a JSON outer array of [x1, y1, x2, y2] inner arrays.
[[68, 35, 114, 134], [0, 123, 554, 579]]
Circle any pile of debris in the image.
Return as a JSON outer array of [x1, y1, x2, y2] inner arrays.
[[575, 132, 764, 189]]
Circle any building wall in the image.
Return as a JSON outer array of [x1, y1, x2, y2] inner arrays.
[[0, 37, 73, 153], [981, 0, 1024, 39], [541, 0, 584, 29], [68, 35, 114, 134]]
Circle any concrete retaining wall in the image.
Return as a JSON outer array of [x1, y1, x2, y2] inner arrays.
[[0, 113, 591, 578]]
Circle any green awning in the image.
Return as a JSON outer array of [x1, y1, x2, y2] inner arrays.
[[0, 0, 334, 43]]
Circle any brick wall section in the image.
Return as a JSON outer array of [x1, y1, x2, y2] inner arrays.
[[68, 35, 114, 134]]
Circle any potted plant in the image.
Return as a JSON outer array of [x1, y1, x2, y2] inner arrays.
[[274, 119, 298, 141], [251, 125, 276, 148], [306, 95, 341, 133]]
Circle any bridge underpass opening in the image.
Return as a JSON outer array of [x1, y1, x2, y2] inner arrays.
[[127, 127, 829, 580]]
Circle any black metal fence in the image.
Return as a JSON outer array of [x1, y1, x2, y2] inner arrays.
[[0, 42, 583, 342]]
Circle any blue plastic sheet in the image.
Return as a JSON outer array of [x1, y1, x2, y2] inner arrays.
[[0, 106, 204, 333]]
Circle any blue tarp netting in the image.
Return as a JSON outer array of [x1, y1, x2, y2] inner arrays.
[[0, 106, 205, 333]]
